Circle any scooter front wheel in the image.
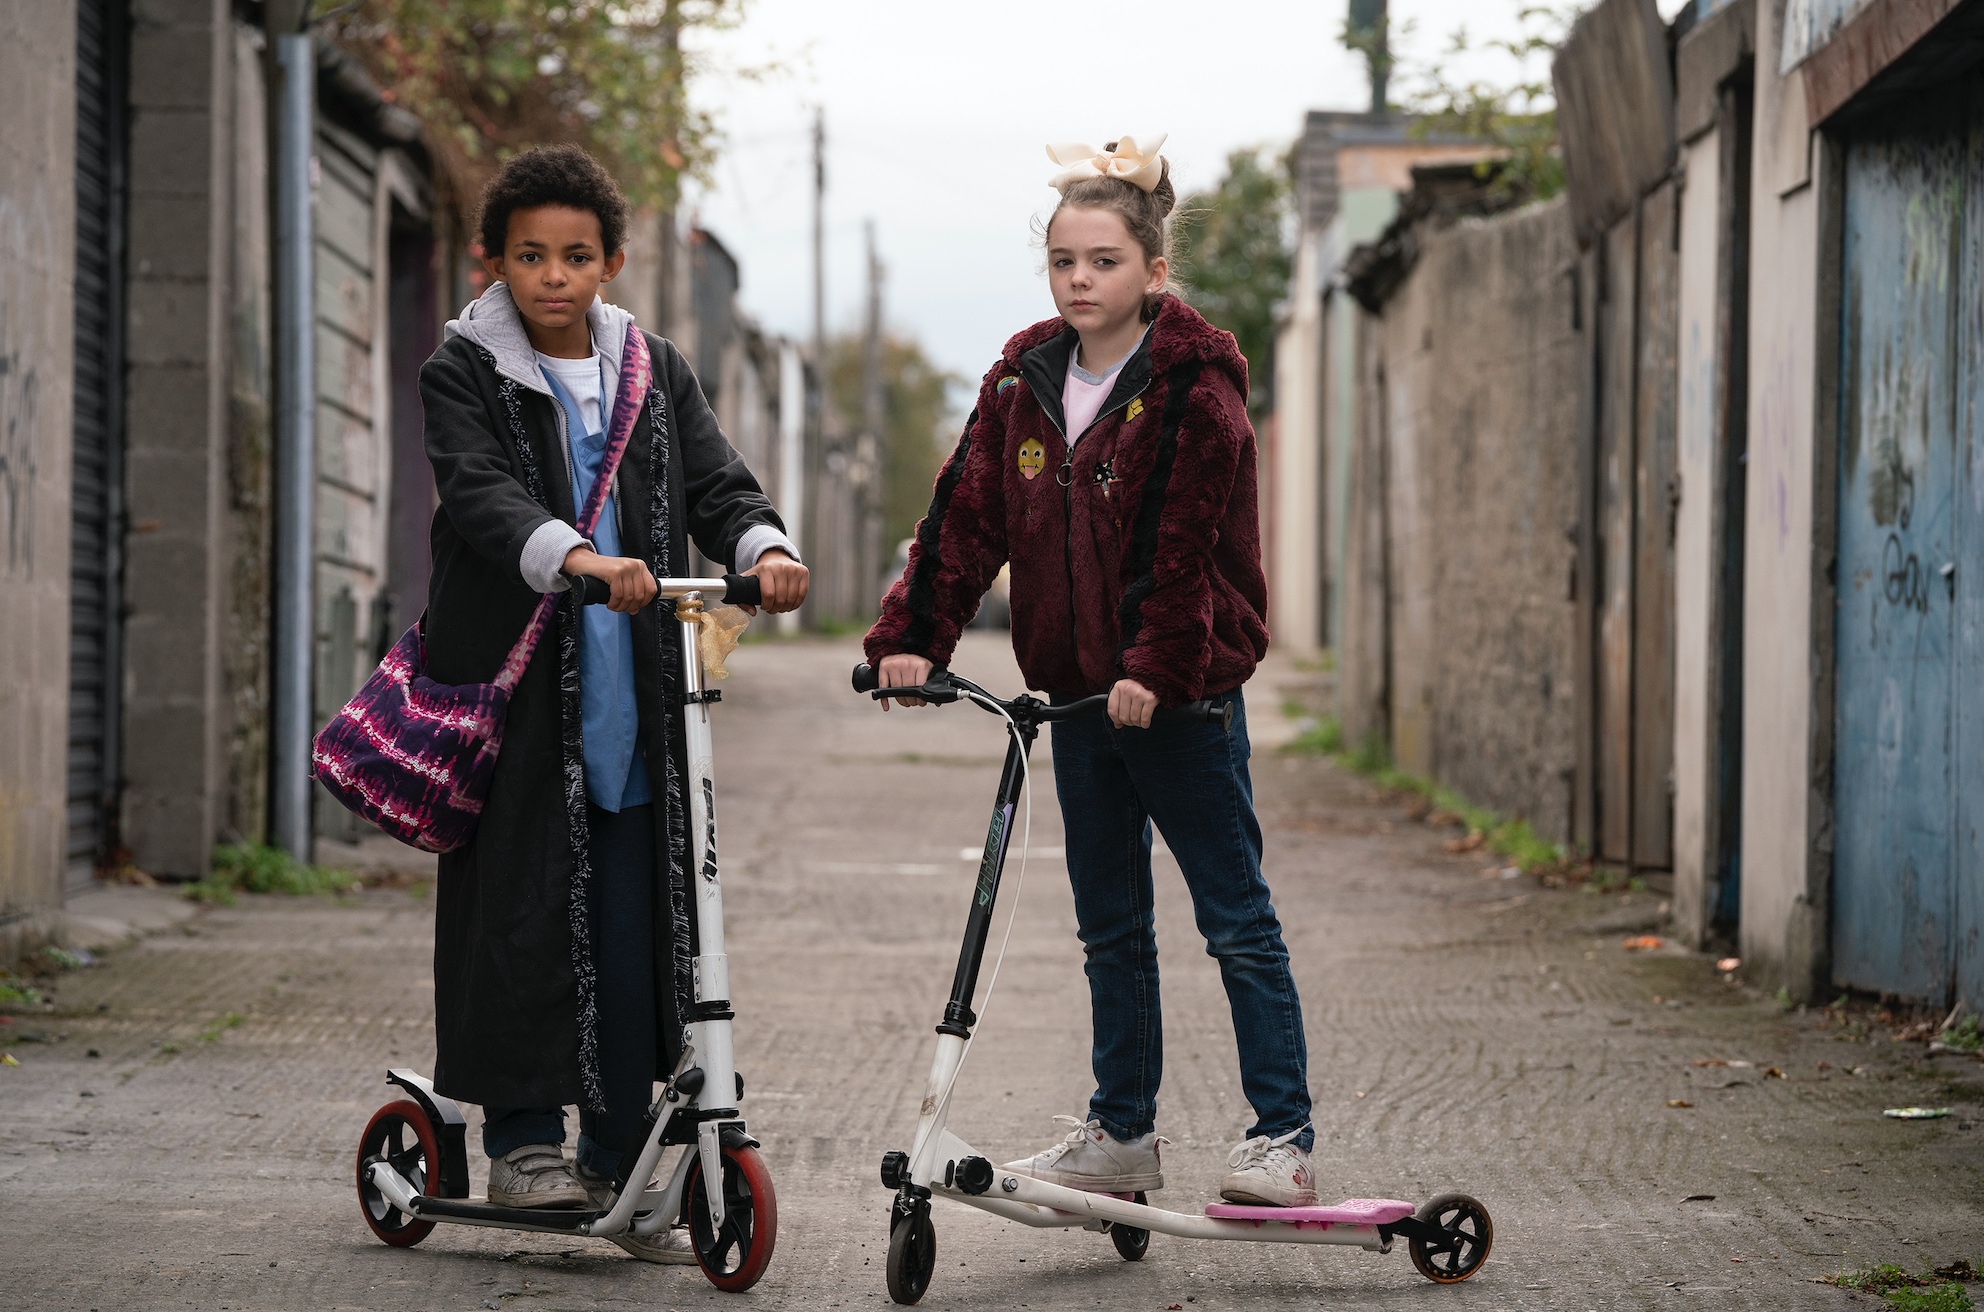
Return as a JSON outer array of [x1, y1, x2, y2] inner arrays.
[[886, 1200, 937, 1304], [1408, 1192, 1493, 1283], [356, 1099, 439, 1247], [685, 1142, 778, 1292]]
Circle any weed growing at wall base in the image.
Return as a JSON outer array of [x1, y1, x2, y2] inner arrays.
[[183, 845, 362, 904], [1284, 714, 1567, 874]]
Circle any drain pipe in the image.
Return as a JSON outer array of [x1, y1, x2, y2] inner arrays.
[[271, 19, 316, 860]]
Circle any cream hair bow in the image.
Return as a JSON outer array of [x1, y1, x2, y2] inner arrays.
[[1045, 133, 1168, 194]]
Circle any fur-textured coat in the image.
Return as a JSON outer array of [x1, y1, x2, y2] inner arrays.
[[866, 295, 1268, 705], [421, 286, 783, 1111]]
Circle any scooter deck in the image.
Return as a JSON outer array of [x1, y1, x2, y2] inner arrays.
[[1203, 1198, 1415, 1225]]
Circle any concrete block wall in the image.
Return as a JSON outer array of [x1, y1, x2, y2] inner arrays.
[[121, 0, 233, 876], [0, 0, 80, 956], [1363, 198, 1586, 841]]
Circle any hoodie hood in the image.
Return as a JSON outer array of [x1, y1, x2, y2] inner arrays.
[[998, 294, 1249, 398], [444, 281, 636, 397]]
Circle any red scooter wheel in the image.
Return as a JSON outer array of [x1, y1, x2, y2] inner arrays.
[[356, 1099, 440, 1247], [685, 1143, 778, 1291]]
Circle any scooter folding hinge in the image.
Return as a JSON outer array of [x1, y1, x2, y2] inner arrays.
[[684, 689, 722, 706]]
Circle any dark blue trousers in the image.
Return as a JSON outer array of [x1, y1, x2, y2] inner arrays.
[[483, 801, 658, 1178], [1050, 689, 1314, 1151]]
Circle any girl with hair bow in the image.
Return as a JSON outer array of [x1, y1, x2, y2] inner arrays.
[[864, 135, 1319, 1210]]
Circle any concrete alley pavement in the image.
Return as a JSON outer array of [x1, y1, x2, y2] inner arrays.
[[4, 634, 1980, 1311]]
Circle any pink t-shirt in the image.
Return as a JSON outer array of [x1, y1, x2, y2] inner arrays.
[[1060, 330, 1148, 446]]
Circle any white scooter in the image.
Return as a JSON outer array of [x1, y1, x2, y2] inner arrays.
[[353, 576, 776, 1293], [852, 662, 1494, 1304]]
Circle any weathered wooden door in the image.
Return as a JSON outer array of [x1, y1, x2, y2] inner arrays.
[[1832, 91, 1980, 1005], [1592, 181, 1679, 871]]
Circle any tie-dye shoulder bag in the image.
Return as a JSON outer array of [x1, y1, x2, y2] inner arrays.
[[310, 324, 652, 852]]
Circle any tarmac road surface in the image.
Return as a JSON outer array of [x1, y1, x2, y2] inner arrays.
[[4, 633, 1979, 1310]]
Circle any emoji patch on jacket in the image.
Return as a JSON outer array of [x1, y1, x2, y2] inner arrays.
[[1017, 437, 1046, 480], [1124, 396, 1145, 424]]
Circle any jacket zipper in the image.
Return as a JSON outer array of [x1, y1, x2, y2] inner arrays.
[[1057, 375, 1152, 684]]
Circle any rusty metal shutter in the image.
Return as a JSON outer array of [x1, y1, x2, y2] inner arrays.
[[68, 0, 127, 891]]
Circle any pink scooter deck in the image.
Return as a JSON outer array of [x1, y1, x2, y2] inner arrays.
[[1204, 1198, 1415, 1226]]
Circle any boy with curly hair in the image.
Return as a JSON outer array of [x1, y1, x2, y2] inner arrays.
[[419, 145, 806, 1261]]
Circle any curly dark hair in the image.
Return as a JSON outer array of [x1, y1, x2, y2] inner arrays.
[[476, 145, 631, 257]]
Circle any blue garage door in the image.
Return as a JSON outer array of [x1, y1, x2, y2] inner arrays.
[[1833, 89, 1983, 1008]]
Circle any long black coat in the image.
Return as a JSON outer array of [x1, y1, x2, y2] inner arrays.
[[419, 302, 781, 1111]]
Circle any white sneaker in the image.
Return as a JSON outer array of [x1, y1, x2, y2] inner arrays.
[[578, 1167, 699, 1264], [1219, 1127, 1317, 1207], [487, 1144, 588, 1209], [1001, 1115, 1165, 1193]]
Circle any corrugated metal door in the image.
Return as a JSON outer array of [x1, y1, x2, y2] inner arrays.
[[1954, 96, 1984, 1012], [67, 0, 126, 891], [1832, 97, 1971, 1003]]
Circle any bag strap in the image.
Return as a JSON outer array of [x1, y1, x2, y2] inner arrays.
[[494, 323, 654, 694]]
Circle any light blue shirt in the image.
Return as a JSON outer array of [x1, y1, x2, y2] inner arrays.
[[543, 364, 651, 813]]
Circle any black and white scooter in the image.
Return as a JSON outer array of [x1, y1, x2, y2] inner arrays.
[[354, 575, 776, 1293], [852, 662, 1493, 1304]]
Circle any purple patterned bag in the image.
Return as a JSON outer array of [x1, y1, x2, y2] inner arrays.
[[311, 325, 653, 852]]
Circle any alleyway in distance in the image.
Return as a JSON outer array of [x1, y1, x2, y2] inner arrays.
[[4, 633, 1980, 1311]]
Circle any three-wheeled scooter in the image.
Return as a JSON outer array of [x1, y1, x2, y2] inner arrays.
[[851, 662, 1494, 1304]]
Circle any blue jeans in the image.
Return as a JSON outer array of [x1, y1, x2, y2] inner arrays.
[[1050, 688, 1313, 1152], [484, 802, 658, 1178]]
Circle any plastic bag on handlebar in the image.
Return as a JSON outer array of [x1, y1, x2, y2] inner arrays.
[[689, 605, 752, 679]]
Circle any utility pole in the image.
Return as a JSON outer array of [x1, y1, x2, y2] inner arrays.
[[807, 107, 836, 620], [1348, 0, 1390, 114], [858, 220, 886, 606], [811, 108, 826, 365]]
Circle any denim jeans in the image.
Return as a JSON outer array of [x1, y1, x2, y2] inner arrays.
[[483, 802, 658, 1179], [1050, 688, 1313, 1152]]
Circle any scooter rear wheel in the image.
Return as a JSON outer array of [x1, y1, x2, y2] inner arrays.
[[886, 1202, 937, 1305], [356, 1099, 439, 1247], [685, 1143, 778, 1292], [1109, 1191, 1150, 1260], [1408, 1192, 1493, 1283]]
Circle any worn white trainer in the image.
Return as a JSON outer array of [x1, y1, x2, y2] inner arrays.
[[1001, 1115, 1165, 1193], [1218, 1127, 1317, 1207], [487, 1144, 588, 1209], [578, 1168, 699, 1264]]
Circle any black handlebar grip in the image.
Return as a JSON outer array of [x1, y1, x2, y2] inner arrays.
[[1173, 699, 1236, 734], [575, 575, 612, 606], [722, 573, 763, 607], [852, 662, 879, 693]]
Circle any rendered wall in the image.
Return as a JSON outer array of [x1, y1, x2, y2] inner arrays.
[[1269, 232, 1324, 652], [0, 0, 80, 957], [1368, 199, 1586, 839], [1737, 0, 1827, 997], [1672, 126, 1725, 944]]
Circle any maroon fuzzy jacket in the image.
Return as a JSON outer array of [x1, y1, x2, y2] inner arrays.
[[865, 295, 1269, 706]]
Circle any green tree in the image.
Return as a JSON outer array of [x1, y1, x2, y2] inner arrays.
[[1394, 4, 1583, 203], [823, 336, 960, 552], [330, 0, 747, 222], [1170, 149, 1291, 420]]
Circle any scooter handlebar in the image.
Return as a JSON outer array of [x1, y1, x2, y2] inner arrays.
[[850, 662, 1232, 732], [574, 573, 763, 607]]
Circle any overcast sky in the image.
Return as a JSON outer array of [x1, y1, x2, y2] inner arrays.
[[682, 0, 1684, 394]]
